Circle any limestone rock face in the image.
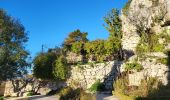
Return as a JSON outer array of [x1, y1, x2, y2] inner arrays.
[[121, 0, 170, 86], [121, 0, 170, 52]]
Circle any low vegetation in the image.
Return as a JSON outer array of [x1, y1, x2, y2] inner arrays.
[[89, 80, 105, 93], [0, 96, 3, 100], [57, 87, 96, 100], [125, 62, 143, 72], [27, 92, 34, 96], [113, 76, 162, 100]]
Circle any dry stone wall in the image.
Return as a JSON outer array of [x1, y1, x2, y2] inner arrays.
[[121, 54, 169, 86], [67, 61, 122, 90]]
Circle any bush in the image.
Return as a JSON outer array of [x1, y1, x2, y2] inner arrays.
[[53, 56, 68, 80], [113, 76, 161, 100], [27, 92, 34, 96], [71, 41, 83, 54], [0, 96, 3, 100], [156, 58, 168, 65], [136, 33, 166, 55], [125, 62, 143, 72], [58, 87, 96, 100], [58, 87, 81, 100], [89, 80, 105, 93], [80, 92, 96, 100]]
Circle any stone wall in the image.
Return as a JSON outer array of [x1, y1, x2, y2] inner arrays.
[[1, 80, 65, 97], [125, 54, 169, 86], [67, 61, 122, 90]]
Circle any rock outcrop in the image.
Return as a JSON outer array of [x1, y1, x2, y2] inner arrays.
[[121, 0, 170, 86]]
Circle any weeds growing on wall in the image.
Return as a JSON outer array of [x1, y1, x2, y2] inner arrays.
[[125, 62, 143, 72], [113, 76, 162, 100]]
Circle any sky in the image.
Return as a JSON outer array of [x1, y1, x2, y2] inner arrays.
[[0, 0, 128, 58]]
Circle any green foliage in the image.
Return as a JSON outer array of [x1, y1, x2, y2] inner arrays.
[[113, 76, 161, 100], [125, 62, 143, 72], [105, 38, 121, 56], [84, 40, 106, 62], [156, 58, 168, 65], [80, 92, 96, 100], [149, 34, 164, 52], [27, 92, 34, 96], [136, 33, 165, 56], [71, 41, 83, 54], [63, 29, 88, 51], [33, 52, 57, 79], [104, 9, 122, 40], [57, 87, 96, 100], [89, 80, 105, 93], [113, 77, 128, 95], [0, 9, 30, 81], [122, 0, 132, 16], [58, 87, 80, 100], [0, 96, 3, 100], [104, 8, 123, 60], [53, 56, 68, 80]]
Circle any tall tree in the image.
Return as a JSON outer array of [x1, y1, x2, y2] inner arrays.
[[33, 52, 57, 79], [0, 9, 30, 82], [104, 9, 123, 59]]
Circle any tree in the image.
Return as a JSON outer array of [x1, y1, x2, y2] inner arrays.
[[84, 40, 106, 62], [0, 9, 30, 82], [33, 52, 57, 79], [53, 55, 68, 80], [71, 41, 83, 54], [104, 9, 123, 59], [104, 9, 122, 40], [63, 29, 88, 51]]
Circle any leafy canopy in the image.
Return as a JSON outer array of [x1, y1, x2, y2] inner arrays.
[[0, 9, 30, 81]]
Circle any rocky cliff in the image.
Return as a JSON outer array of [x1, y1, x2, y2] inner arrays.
[[121, 0, 170, 86], [122, 0, 170, 51]]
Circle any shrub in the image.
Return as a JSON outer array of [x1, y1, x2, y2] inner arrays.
[[80, 92, 96, 100], [156, 58, 168, 65], [27, 92, 34, 96], [113, 76, 161, 100], [71, 41, 83, 54], [58, 87, 81, 100], [0, 96, 3, 100], [136, 33, 166, 55], [125, 62, 143, 72], [89, 80, 105, 93], [53, 56, 68, 80]]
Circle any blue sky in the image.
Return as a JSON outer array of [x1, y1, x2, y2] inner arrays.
[[0, 0, 127, 58]]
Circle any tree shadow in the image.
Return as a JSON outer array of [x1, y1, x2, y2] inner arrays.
[[103, 60, 123, 91]]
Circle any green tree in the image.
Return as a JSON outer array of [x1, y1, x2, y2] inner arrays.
[[84, 40, 106, 62], [104, 9, 122, 39], [104, 9, 123, 59], [53, 56, 68, 80], [71, 41, 83, 54], [33, 52, 57, 79], [63, 29, 88, 51], [0, 9, 30, 81]]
